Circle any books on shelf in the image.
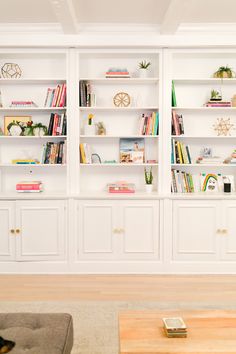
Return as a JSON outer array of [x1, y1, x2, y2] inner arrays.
[[172, 110, 184, 135], [171, 170, 194, 193], [10, 101, 37, 108], [44, 84, 66, 107], [120, 138, 145, 163], [16, 181, 43, 193], [105, 68, 130, 78], [79, 80, 96, 107], [41, 141, 66, 164], [80, 143, 92, 164], [205, 100, 232, 107], [172, 81, 177, 107], [139, 112, 159, 135], [171, 139, 192, 164], [47, 112, 67, 136], [12, 159, 39, 164], [107, 182, 135, 193]]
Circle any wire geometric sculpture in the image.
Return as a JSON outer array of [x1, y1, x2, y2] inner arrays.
[[1, 63, 22, 79], [113, 92, 130, 107], [213, 117, 235, 136]]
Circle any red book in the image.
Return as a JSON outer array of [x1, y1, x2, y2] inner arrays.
[[59, 84, 66, 107], [52, 114, 59, 136], [52, 85, 60, 107], [16, 184, 42, 190]]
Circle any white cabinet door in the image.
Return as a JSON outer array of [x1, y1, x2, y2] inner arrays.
[[0, 201, 15, 261], [172, 200, 220, 261], [221, 201, 236, 261], [77, 201, 118, 260], [118, 201, 160, 260], [15, 200, 66, 261]]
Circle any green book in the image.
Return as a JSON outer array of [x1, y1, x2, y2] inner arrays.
[[172, 80, 177, 107]]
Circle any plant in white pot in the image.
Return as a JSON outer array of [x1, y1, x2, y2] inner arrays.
[[138, 60, 151, 78], [144, 167, 153, 193]]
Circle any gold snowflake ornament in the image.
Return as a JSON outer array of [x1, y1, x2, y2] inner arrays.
[[213, 118, 235, 136], [113, 92, 130, 107]]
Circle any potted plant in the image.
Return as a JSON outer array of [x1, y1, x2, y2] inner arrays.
[[213, 65, 235, 78], [138, 60, 151, 78], [210, 89, 222, 101], [7, 120, 24, 136], [144, 167, 153, 193], [32, 122, 48, 136], [23, 121, 34, 136]]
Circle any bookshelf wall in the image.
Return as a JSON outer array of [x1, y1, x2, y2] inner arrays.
[[169, 49, 236, 194], [0, 49, 68, 194], [77, 50, 162, 194]]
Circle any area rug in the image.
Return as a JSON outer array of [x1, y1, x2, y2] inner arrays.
[[0, 301, 235, 354]]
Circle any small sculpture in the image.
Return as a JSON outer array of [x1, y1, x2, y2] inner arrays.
[[113, 92, 130, 107], [213, 118, 235, 136], [97, 122, 106, 135], [1, 63, 22, 79]]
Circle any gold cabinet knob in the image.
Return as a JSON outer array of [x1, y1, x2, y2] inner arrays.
[[216, 229, 222, 234], [10, 229, 15, 234], [113, 228, 119, 234], [15, 229, 20, 234], [222, 229, 228, 235], [119, 228, 124, 233]]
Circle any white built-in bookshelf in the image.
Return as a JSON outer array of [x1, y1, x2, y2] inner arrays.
[[170, 49, 236, 194], [77, 50, 161, 194], [0, 49, 67, 194]]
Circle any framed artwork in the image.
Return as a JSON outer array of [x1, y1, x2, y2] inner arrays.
[[120, 138, 145, 163], [4, 116, 31, 135]]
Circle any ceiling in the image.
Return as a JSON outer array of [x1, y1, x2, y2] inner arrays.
[[0, 0, 236, 34]]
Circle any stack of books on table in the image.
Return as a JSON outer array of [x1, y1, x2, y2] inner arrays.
[[205, 100, 231, 107], [105, 68, 130, 78], [16, 181, 43, 193], [12, 159, 39, 164], [10, 101, 37, 107], [107, 182, 135, 193], [163, 317, 187, 338]]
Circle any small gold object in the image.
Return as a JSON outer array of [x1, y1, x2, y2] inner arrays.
[[10, 229, 15, 234], [113, 92, 131, 107], [213, 118, 235, 136], [15, 229, 20, 234]]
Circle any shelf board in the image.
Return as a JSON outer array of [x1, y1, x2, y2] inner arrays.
[[172, 107, 236, 111], [0, 135, 67, 139], [80, 107, 158, 111], [173, 78, 236, 84], [171, 163, 235, 167], [0, 78, 66, 85], [79, 78, 159, 84], [80, 135, 159, 138], [171, 135, 236, 139], [80, 163, 158, 167], [0, 164, 66, 167], [0, 107, 66, 111]]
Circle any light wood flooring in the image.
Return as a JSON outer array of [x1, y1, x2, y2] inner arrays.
[[0, 275, 236, 302]]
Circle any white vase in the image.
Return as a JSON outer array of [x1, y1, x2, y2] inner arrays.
[[84, 124, 96, 136], [145, 184, 153, 193], [139, 69, 149, 78]]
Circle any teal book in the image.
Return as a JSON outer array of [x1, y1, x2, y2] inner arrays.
[[155, 112, 159, 135], [172, 81, 177, 107]]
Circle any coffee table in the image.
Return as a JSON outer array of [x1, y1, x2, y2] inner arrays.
[[119, 310, 236, 353]]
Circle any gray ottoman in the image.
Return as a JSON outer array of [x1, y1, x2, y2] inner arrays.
[[0, 313, 73, 354]]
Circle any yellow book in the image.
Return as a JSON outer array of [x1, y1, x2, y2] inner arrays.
[[80, 143, 86, 163], [151, 112, 156, 135], [176, 141, 183, 164]]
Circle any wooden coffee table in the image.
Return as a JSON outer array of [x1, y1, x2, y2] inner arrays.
[[119, 310, 236, 353]]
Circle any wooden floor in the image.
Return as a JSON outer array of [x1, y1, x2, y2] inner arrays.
[[0, 275, 236, 302]]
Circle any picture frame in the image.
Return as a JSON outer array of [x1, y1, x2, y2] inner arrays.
[[4, 116, 31, 135], [120, 138, 145, 163]]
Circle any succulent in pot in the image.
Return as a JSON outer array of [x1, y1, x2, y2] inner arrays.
[[7, 120, 24, 136]]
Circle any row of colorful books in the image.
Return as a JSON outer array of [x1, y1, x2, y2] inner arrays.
[[139, 112, 159, 135], [16, 181, 43, 193], [171, 139, 192, 164], [79, 81, 96, 107], [47, 113, 67, 136], [80, 143, 91, 163], [44, 84, 66, 107], [172, 110, 184, 135], [171, 170, 194, 193], [41, 141, 66, 164]]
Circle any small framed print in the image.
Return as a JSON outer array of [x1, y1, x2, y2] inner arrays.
[[4, 116, 31, 135]]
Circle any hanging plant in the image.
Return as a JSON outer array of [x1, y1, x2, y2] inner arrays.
[[213, 65, 235, 78]]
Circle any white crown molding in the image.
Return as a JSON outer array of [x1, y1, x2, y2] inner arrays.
[[77, 23, 161, 34], [0, 23, 63, 34], [178, 23, 236, 35]]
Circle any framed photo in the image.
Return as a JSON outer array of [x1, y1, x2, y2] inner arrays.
[[4, 116, 31, 135], [120, 138, 145, 163]]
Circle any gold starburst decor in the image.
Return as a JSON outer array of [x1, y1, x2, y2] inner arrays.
[[113, 92, 130, 107], [213, 118, 235, 136], [1, 63, 22, 79]]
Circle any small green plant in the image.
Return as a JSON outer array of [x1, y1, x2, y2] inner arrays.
[[214, 65, 235, 78], [144, 167, 153, 185], [210, 89, 222, 100], [139, 60, 151, 69]]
